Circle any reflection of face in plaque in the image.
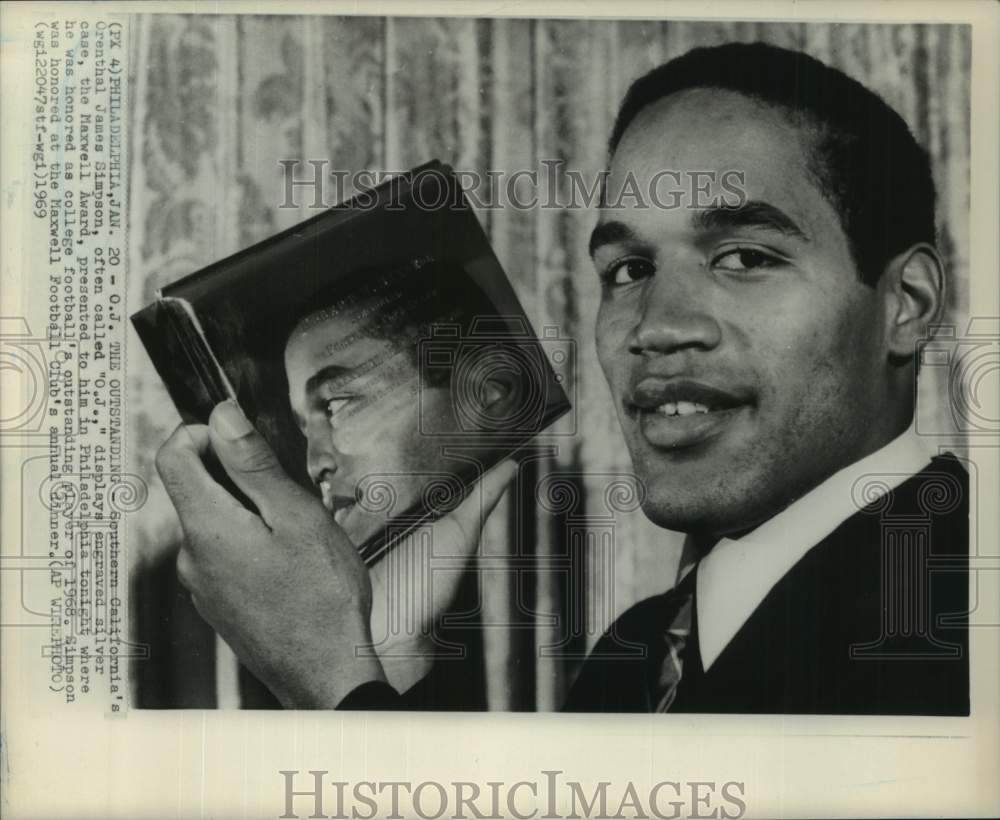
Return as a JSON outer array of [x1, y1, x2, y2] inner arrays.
[[283, 266, 517, 546]]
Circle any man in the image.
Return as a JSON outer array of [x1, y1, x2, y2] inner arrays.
[[282, 259, 524, 551], [565, 42, 969, 714], [155, 42, 968, 713]]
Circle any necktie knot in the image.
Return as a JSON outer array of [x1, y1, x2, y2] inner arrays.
[[651, 565, 697, 712]]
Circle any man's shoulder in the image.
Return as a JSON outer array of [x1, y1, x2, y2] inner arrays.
[[562, 592, 675, 712], [563, 453, 971, 715], [866, 451, 969, 529], [686, 452, 970, 715]]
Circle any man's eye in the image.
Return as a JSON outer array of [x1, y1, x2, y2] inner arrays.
[[601, 257, 655, 286], [325, 397, 352, 427], [713, 248, 782, 272]]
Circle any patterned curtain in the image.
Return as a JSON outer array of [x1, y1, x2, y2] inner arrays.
[[126, 15, 971, 710]]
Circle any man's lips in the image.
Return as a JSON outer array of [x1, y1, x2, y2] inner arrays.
[[318, 480, 358, 526], [628, 377, 750, 413], [626, 377, 753, 449]]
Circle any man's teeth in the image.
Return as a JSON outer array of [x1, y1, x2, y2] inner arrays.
[[319, 480, 355, 525], [320, 480, 334, 510], [654, 401, 710, 416]]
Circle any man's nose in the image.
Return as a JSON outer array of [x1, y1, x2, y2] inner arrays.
[[627, 268, 722, 356], [305, 422, 341, 484]]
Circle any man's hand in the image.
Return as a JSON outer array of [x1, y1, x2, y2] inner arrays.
[[367, 458, 518, 693], [155, 400, 515, 707]]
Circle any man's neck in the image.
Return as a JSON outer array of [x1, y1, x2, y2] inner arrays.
[[676, 418, 916, 581], [692, 423, 934, 670]]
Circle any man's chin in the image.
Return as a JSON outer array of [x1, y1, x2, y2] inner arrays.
[[637, 474, 796, 539], [634, 465, 757, 534], [331, 490, 426, 551], [638, 495, 712, 535], [329, 505, 371, 548], [639, 499, 736, 540]]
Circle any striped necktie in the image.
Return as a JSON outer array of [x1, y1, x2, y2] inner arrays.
[[652, 564, 697, 712]]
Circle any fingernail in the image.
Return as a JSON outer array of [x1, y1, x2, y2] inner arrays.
[[211, 400, 253, 440]]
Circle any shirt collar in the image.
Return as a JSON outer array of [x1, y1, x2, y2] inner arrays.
[[694, 427, 934, 671]]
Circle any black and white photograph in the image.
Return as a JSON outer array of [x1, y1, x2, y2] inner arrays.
[[1, 2, 997, 818], [128, 11, 974, 716]]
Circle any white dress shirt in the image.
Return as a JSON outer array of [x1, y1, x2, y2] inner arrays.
[[694, 428, 935, 671]]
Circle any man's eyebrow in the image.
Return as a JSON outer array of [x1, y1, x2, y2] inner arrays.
[[588, 221, 656, 258], [304, 364, 355, 400], [693, 200, 809, 240]]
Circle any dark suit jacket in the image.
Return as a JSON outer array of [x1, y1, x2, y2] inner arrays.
[[564, 455, 969, 715]]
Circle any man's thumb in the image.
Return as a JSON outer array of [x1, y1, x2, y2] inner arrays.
[[208, 400, 303, 521], [446, 459, 519, 546]]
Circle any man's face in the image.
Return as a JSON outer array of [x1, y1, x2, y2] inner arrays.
[[285, 311, 458, 546], [593, 89, 898, 537]]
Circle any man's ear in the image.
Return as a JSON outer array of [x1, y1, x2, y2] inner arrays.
[[469, 373, 522, 431], [882, 243, 945, 360]]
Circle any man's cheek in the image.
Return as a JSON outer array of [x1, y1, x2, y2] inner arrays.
[[755, 313, 833, 379], [594, 328, 629, 391]]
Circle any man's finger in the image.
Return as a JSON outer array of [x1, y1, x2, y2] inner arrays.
[[175, 547, 197, 592], [207, 400, 312, 525], [156, 423, 248, 537], [373, 460, 518, 645], [435, 459, 519, 553]]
